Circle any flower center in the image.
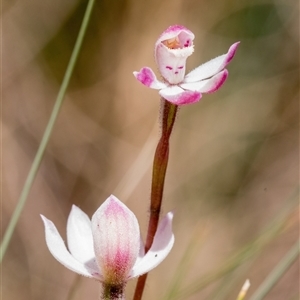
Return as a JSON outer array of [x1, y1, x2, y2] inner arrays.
[[163, 37, 181, 49]]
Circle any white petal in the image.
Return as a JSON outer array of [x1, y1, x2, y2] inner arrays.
[[184, 42, 239, 83], [41, 215, 101, 279], [67, 205, 95, 264], [180, 80, 208, 91], [130, 212, 174, 278], [133, 67, 167, 89], [180, 69, 228, 93], [159, 86, 201, 105], [159, 85, 184, 97]]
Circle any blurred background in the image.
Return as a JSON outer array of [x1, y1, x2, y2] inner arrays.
[[2, 0, 299, 299]]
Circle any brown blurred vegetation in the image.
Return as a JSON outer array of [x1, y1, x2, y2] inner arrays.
[[2, 0, 299, 299]]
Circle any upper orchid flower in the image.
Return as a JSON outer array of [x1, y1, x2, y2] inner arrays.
[[41, 195, 174, 298], [133, 25, 239, 105]]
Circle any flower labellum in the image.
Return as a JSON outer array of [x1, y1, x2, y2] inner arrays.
[[41, 195, 174, 298], [133, 25, 239, 105], [155, 25, 195, 85]]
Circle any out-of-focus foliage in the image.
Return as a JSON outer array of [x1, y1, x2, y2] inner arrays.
[[3, 0, 299, 299], [212, 4, 289, 37]]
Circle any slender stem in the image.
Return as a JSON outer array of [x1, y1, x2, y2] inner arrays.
[[249, 238, 300, 300], [133, 99, 178, 300], [0, 0, 95, 263]]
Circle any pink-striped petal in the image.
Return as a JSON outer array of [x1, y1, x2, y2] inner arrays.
[[184, 42, 239, 83], [159, 86, 201, 105], [91, 195, 140, 284]]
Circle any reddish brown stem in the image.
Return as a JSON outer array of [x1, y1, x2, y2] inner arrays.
[[133, 99, 178, 300]]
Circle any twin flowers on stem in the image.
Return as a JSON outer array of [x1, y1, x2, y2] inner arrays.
[[41, 25, 242, 300]]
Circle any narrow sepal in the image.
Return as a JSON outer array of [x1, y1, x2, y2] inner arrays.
[[184, 42, 239, 83], [67, 205, 95, 264], [41, 215, 101, 279], [130, 212, 174, 277], [180, 69, 228, 93]]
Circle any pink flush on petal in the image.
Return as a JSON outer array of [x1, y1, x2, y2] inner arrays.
[[176, 91, 202, 105], [135, 67, 155, 87], [206, 69, 229, 94], [159, 89, 201, 105]]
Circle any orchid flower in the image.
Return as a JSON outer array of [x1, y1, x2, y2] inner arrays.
[[41, 195, 174, 298], [133, 25, 239, 105]]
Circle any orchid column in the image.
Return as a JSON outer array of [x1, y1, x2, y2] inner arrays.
[[133, 25, 239, 299]]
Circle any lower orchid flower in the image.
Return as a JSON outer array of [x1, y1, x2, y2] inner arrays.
[[133, 25, 239, 105], [41, 195, 174, 299]]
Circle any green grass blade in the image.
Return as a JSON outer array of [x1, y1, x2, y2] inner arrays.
[[0, 0, 96, 263], [249, 238, 299, 300], [163, 224, 205, 300]]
